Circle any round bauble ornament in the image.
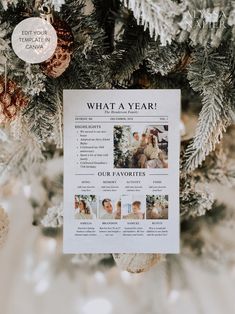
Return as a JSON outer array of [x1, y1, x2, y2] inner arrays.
[[0, 77, 28, 125], [0, 206, 9, 249], [113, 253, 163, 273], [40, 18, 74, 78]]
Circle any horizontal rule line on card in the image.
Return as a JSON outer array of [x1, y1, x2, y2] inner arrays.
[[75, 174, 94, 175], [149, 173, 168, 175], [75, 116, 168, 117], [75, 122, 168, 124]]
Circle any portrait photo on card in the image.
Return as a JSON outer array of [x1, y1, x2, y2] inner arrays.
[[113, 125, 168, 169], [74, 195, 97, 219], [146, 195, 169, 220], [98, 196, 121, 220], [122, 195, 146, 220]]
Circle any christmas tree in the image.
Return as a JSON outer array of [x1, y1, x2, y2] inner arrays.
[[0, 0, 235, 273]]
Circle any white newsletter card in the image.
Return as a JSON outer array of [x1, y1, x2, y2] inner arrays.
[[63, 90, 180, 253]]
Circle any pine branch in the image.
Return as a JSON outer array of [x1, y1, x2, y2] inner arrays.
[[23, 80, 58, 143], [198, 145, 235, 186], [0, 130, 44, 180], [122, 0, 181, 45], [145, 41, 188, 76], [52, 85, 63, 149], [92, 0, 120, 52], [0, 18, 21, 76], [180, 173, 214, 219], [0, 2, 32, 78], [179, 0, 233, 47], [61, 3, 112, 88], [22, 64, 46, 97], [50, 0, 66, 11], [0, 21, 10, 73], [183, 47, 234, 172], [9, 111, 25, 140], [112, 16, 149, 81]]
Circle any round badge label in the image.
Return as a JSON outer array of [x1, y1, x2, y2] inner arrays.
[[11, 17, 57, 64]]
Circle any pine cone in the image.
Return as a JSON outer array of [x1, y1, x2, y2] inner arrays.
[[41, 19, 74, 78], [0, 206, 9, 249], [0, 77, 28, 125]]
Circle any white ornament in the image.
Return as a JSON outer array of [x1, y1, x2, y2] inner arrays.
[[113, 253, 163, 273]]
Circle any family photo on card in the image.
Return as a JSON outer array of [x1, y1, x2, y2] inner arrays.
[[113, 125, 168, 169]]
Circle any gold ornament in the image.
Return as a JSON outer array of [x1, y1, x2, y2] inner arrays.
[[0, 206, 9, 249], [113, 253, 163, 273], [0, 77, 28, 125]]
